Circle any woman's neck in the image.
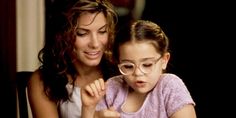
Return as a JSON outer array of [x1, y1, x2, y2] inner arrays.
[[73, 61, 102, 87]]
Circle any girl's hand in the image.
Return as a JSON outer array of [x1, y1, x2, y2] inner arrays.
[[81, 78, 106, 108], [95, 106, 120, 118]]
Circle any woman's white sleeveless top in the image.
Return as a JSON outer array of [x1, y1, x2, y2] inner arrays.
[[59, 84, 82, 118]]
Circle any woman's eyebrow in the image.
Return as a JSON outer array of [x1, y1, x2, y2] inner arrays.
[[76, 28, 89, 32], [76, 24, 107, 31], [98, 24, 107, 30]]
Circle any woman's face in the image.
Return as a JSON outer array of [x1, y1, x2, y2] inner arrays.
[[74, 12, 108, 67]]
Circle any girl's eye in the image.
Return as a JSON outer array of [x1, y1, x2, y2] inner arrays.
[[142, 63, 154, 68], [123, 64, 134, 69]]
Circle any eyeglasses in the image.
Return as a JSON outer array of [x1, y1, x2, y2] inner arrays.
[[118, 56, 162, 75]]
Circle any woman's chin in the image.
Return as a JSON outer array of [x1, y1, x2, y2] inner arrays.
[[87, 61, 100, 66]]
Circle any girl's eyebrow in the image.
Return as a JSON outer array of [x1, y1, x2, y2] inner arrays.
[[140, 57, 156, 61], [120, 59, 134, 63], [120, 57, 156, 63]]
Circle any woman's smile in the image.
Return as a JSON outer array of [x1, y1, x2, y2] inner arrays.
[[84, 50, 101, 59]]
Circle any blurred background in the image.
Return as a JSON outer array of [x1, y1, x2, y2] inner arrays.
[[1, 0, 235, 117]]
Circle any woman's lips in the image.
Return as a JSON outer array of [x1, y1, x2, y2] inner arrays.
[[85, 51, 100, 59]]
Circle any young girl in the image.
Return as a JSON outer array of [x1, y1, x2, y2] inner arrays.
[[81, 20, 196, 118]]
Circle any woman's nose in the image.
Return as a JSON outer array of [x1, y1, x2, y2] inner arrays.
[[89, 33, 99, 48]]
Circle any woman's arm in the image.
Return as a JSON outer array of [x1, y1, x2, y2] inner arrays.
[[27, 70, 59, 118]]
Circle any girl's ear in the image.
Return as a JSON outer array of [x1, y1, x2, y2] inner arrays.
[[161, 52, 170, 70]]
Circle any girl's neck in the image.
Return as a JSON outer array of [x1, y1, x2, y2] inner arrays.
[[129, 88, 148, 99], [122, 88, 148, 112]]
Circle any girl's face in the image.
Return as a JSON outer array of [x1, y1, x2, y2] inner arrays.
[[118, 41, 169, 94], [74, 12, 108, 67]]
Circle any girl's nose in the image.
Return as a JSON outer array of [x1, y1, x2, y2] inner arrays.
[[133, 65, 144, 76]]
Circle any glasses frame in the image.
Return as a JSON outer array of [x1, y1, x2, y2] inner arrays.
[[118, 56, 162, 75]]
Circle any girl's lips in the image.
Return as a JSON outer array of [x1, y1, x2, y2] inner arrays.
[[135, 80, 146, 87]]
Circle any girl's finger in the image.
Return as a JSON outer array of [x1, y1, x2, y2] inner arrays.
[[84, 85, 94, 97], [98, 78, 105, 90], [89, 83, 99, 98]]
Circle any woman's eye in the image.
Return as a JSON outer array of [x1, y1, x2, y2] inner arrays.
[[99, 30, 107, 34], [76, 32, 87, 36]]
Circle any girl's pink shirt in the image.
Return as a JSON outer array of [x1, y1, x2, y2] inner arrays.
[[96, 73, 195, 118]]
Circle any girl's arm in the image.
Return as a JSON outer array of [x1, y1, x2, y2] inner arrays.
[[81, 78, 120, 118], [81, 78, 106, 118], [27, 70, 59, 118], [170, 104, 196, 118]]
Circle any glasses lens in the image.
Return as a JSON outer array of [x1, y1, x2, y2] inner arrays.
[[140, 61, 155, 74], [119, 63, 135, 75], [118, 57, 161, 75]]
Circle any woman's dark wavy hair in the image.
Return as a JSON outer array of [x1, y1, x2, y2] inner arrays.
[[38, 0, 118, 102]]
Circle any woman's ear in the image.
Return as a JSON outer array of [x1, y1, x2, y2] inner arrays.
[[161, 52, 170, 70]]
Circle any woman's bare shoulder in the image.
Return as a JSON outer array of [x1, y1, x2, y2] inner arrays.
[[28, 69, 43, 90], [27, 70, 59, 117]]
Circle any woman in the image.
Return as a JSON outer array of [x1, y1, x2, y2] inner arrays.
[[27, 0, 118, 118]]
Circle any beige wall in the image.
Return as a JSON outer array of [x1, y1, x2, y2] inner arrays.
[[16, 0, 44, 72], [16, 0, 44, 118]]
